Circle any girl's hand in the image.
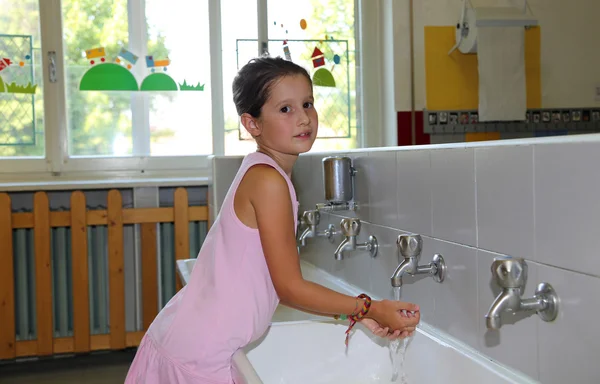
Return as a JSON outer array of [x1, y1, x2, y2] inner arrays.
[[360, 310, 417, 340], [365, 300, 420, 335]]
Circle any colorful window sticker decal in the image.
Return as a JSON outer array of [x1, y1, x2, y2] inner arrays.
[[310, 46, 335, 87], [236, 37, 350, 140], [115, 47, 139, 69], [140, 72, 177, 91], [0, 55, 37, 94], [0, 34, 37, 146], [270, 18, 342, 88], [313, 67, 335, 87], [79, 62, 139, 91], [79, 46, 205, 92], [311, 47, 325, 68], [283, 40, 292, 61]]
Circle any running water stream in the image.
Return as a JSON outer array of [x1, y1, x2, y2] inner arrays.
[[389, 286, 409, 383]]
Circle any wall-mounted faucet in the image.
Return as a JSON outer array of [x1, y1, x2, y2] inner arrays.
[[390, 234, 446, 287], [297, 210, 337, 247], [485, 257, 559, 330], [333, 218, 378, 260]]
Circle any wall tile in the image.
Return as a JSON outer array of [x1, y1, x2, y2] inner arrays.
[[292, 154, 313, 210], [536, 264, 600, 384], [294, 155, 322, 214], [534, 141, 600, 276], [367, 151, 399, 228], [396, 149, 433, 236], [476, 145, 534, 259], [426, 238, 479, 349], [431, 148, 477, 246]]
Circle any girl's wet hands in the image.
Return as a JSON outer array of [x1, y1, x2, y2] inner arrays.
[[365, 299, 420, 336]]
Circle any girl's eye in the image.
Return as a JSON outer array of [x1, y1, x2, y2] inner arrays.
[[303, 102, 313, 109], [280, 106, 291, 113]]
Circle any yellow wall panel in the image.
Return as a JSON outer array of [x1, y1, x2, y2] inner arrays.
[[465, 132, 501, 142], [524, 27, 542, 109], [425, 26, 541, 111]]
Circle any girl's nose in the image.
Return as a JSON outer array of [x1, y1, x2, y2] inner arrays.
[[298, 110, 310, 125]]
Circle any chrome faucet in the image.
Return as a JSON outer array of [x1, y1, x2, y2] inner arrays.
[[297, 210, 337, 247], [485, 257, 559, 330], [390, 234, 446, 287], [333, 218, 378, 260]]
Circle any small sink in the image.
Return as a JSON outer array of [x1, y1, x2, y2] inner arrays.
[[176, 258, 197, 286]]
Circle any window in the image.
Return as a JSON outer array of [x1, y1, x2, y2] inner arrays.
[[0, 0, 365, 181], [221, 0, 259, 156], [266, 0, 359, 153], [62, 0, 134, 157], [62, 0, 213, 158], [224, 0, 360, 155], [0, 0, 45, 158]]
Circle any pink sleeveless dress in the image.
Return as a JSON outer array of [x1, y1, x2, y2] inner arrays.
[[125, 152, 299, 384]]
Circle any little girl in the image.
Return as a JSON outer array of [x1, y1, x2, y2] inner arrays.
[[125, 56, 420, 384]]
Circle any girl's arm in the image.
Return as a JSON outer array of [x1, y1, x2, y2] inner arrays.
[[247, 165, 419, 332], [279, 301, 335, 318]]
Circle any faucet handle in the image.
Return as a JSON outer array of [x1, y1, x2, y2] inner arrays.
[[397, 234, 422, 258], [491, 257, 528, 289], [339, 218, 361, 237], [302, 210, 320, 226]]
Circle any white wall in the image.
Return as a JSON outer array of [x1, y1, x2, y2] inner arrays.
[[291, 135, 600, 383], [392, 0, 600, 111]]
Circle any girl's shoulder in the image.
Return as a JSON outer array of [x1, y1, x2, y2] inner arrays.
[[243, 164, 288, 193]]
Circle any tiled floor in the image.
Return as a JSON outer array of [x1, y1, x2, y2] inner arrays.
[[0, 350, 135, 383]]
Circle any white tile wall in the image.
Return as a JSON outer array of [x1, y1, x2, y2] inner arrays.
[[536, 263, 600, 384], [396, 149, 432, 236], [431, 147, 477, 247], [476, 145, 534, 259], [212, 137, 600, 383], [366, 151, 399, 228], [291, 154, 313, 212], [534, 142, 600, 276], [285, 137, 600, 383], [426, 238, 479, 349], [345, 153, 370, 221]]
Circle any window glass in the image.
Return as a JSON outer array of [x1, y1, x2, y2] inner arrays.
[[63, 0, 133, 156], [222, 0, 259, 156], [0, 0, 45, 157], [63, 0, 212, 157], [267, 0, 359, 152], [146, 0, 212, 156]]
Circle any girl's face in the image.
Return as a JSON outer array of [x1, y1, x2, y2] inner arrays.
[[243, 74, 318, 156]]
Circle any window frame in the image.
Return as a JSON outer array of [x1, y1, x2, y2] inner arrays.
[[0, 0, 374, 184]]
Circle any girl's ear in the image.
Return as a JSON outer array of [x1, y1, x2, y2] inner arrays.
[[240, 113, 262, 138]]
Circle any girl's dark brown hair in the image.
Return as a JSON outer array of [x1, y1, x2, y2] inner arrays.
[[232, 55, 312, 118]]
